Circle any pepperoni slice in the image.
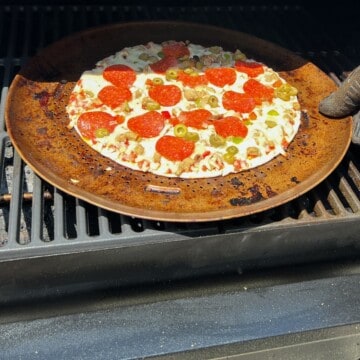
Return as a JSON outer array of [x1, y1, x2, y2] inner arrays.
[[178, 71, 208, 88], [155, 135, 195, 161], [222, 91, 257, 113], [148, 84, 182, 106], [98, 85, 132, 109], [77, 111, 124, 140], [178, 109, 212, 129], [150, 56, 178, 73], [205, 67, 237, 87], [103, 64, 136, 87], [127, 111, 165, 138], [243, 79, 274, 102], [169, 117, 180, 126], [235, 61, 264, 77], [213, 116, 248, 138], [162, 42, 190, 59]]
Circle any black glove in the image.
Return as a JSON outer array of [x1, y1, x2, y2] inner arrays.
[[319, 65, 360, 143]]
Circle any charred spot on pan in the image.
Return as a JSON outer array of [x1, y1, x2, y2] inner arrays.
[[44, 110, 54, 119], [91, 164, 106, 177], [230, 184, 264, 206], [298, 139, 308, 147], [36, 127, 48, 135], [299, 144, 317, 156], [265, 185, 277, 197], [53, 81, 67, 100], [36, 139, 52, 149], [301, 110, 310, 128], [295, 133, 312, 150], [17, 77, 30, 87], [291, 176, 300, 184], [78, 151, 95, 164], [230, 177, 244, 189], [34, 90, 50, 106], [120, 173, 134, 182], [33, 90, 55, 118]]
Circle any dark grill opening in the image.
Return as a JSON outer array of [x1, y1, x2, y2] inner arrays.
[[1, 2, 360, 359]]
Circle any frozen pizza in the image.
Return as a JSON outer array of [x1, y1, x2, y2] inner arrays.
[[66, 41, 301, 178]]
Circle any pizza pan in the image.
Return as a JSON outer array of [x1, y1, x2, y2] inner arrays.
[[5, 21, 352, 222]]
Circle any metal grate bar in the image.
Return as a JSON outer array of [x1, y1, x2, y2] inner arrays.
[[97, 208, 112, 238], [75, 199, 89, 239], [7, 152, 23, 245], [338, 175, 360, 214], [30, 174, 43, 243], [53, 187, 65, 241]]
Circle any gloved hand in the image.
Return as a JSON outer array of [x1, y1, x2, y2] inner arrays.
[[319, 65, 360, 117], [319, 65, 360, 143]]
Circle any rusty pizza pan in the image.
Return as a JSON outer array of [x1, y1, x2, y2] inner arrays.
[[5, 21, 352, 222]]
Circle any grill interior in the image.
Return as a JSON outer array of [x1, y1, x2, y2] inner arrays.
[[1, 3, 360, 359], [1, 3, 360, 300]]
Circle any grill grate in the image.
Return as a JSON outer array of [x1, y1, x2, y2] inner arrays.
[[1, 4, 360, 275]]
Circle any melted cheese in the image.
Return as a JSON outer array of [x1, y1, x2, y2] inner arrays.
[[66, 42, 301, 178]]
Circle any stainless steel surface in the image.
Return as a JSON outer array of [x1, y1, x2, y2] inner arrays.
[[1, 259, 360, 359]]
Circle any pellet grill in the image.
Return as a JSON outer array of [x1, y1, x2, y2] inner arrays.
[[0, 1, 360, 359]]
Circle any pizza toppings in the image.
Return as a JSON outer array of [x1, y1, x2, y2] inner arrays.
[[213, 116, 248, 138], [243, 79, 274, 103], [66, 41, 301, 178], [222, 91, 257, 113], [77, 111, 124, 140], [103, 64, 136, 87], [178, 109, 212, 129], [235, 60, 264, 77], [150, 56, 178, 73], [98, 85, 132, 109], [178, 71, 208, 88], [205, 67, 237, 87], [162, 41, 190, 59], [275, 82, 298, 101], [127, 111, 165, 138], [148, 84, 182, 106], [155, 135, 195, 161]]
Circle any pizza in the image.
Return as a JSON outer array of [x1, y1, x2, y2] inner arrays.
[[66, 41, 301, 178]]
